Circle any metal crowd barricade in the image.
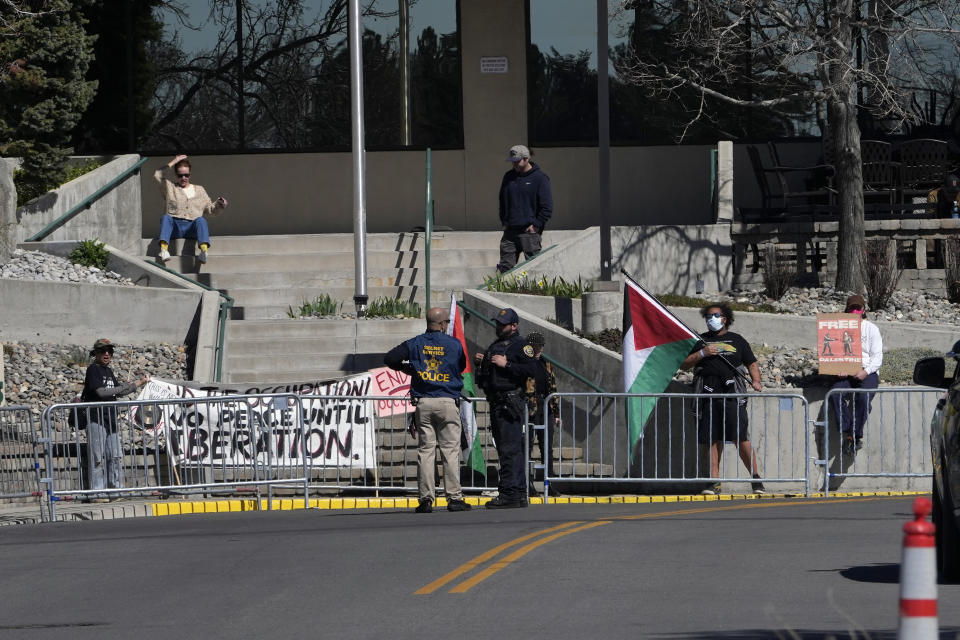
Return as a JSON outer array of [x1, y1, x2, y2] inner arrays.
[[0, 406, 48, 521], [815, 387, 942, 496], [40, 392, 502, 518], [296, 393, 498, 495], [42, 394, 314, 519], [542, 391, 812, 498]]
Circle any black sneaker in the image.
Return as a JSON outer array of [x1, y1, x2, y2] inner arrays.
[[855, 438, 863, 451], [414, 498, 433, 513], [485, 495, 527, 509], [447, 498, 472, 512], [700, 483, 721, 496]]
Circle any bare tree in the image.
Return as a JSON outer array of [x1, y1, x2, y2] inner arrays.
[[615, 0, 960, 292], [143, 0, 401, 150]]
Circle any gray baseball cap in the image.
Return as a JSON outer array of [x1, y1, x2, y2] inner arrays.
[[507, 145, 530, 162]]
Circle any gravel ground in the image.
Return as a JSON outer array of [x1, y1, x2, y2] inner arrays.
[[2, 342, 190, 420], [729, 285, 960, 325], [0, 249, 134, 286]]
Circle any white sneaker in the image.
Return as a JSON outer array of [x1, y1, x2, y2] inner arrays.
[[158, 248, 170, 263], [197, 248, 207, 264]]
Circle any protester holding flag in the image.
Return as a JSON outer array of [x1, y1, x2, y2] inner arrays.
[[384, 307, 471, 514], [680, 303, 765, 495], [476, 308, 539, 508]]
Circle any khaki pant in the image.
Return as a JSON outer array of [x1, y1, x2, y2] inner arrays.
[[415, 397, 463, 501]]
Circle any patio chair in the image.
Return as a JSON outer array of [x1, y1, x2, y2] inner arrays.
[[898, 138, 948, 201], [747, 144, 834, 216], [860, 140, 898, 203]]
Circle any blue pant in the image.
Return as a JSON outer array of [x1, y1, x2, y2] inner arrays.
[[491, 402, 525, 499], [829, 373, 879, 438], [159, 215, 210, 246]]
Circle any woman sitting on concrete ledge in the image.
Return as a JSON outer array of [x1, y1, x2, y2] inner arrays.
[[155, 154, 228, 266]]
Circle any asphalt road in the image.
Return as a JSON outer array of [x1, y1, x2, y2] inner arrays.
[[1, 496, 958, 639]]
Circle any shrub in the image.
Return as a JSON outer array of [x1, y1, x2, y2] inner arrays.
[[944, 238, 960, 304], [864, 239, 901, 310], [59, 345, 89, 368], [760, 244, 797, 300], [68, 239, 109, 270], [287, 294, 342, 318], [364, 297, 422, 318], [483, 272, 592, 298]]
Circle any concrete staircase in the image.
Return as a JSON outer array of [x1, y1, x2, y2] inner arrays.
[[142, 230, 579, 384], [145, 232, 505, 320]]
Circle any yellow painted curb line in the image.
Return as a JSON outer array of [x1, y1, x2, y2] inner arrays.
[[149, 490, 930, 517]]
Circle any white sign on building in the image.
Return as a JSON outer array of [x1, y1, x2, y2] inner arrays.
[[480, 56, 509, 74]]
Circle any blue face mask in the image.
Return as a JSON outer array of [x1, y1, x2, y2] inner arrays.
[[706, 316, 724, 332]]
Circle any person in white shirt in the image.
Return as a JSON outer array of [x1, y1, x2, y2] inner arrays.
[[828, 294, 883, 455]]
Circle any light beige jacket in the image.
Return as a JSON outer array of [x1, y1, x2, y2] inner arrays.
[[154, 167, 222, 221]]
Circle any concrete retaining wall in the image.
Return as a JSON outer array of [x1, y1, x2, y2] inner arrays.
[[508, 225, 734, 298], [13, 155, 143, 256], [1, 243, 222, 382]]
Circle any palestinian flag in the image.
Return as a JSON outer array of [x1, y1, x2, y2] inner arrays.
[[622, 277, 701, 453], [447, 295, 486, 476]]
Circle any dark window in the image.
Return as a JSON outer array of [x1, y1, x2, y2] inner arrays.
[[136, 0, 460, 153]]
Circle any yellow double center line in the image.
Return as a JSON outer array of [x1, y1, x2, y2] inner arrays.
[[415, 520, 611, 594], [416, 496, 895, 594]]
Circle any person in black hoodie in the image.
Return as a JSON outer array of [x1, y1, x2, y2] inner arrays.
[[497, 144, 553, 273]]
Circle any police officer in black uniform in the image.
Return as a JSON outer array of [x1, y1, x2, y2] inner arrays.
[[475, 308, 539, 508], [385, 307, 472, 513]]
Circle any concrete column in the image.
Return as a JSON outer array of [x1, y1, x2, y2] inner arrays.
[[0, 159, 16, 263], [460, 0, 528, 229], [915, 238, 927, 269], [716, 141, 734, 223], [192, 290, 224, 383], [582, 280, 621, 335]]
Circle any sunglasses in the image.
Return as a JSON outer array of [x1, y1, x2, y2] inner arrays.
[[176, 173, 190, 178], [707, 312, 724, 318]]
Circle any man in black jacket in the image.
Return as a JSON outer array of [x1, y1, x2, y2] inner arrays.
[[497, 144, 553, 273], [475, 308, 539, 508]]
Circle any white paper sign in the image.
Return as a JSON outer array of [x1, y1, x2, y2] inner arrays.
[[480, 56, 508, 74]]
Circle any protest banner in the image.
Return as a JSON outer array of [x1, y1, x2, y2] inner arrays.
[[817, 313, 863, 375], [131, 374, 377, 469], [369, 366, 413, 417]]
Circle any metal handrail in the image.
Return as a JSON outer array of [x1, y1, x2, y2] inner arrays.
[[26, 156, 150, 242], [456, 299, 606, 393], [145, 260, 234, 382]]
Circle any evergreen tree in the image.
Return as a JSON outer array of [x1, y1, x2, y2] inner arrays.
[[0, 0, 97, 205]]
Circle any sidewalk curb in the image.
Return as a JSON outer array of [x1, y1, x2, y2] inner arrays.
[[1, 490, 928, 526]]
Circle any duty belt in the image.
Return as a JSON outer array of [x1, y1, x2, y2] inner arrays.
[[491, 389, 523, 403]]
